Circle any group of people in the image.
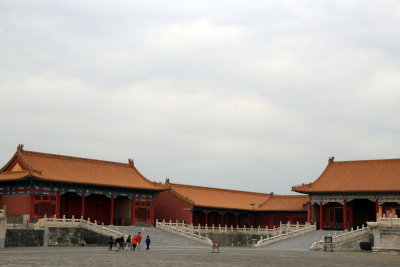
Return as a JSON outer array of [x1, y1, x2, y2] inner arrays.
[[108, 232, 151, 251]]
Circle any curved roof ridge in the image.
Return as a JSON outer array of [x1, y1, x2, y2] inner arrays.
[[332, 158, 400, 164], [167, 188, 195, 207], [272, 194, 308, 198], [128, 164, 165, 188], [292, 160, 332, 192], [257, 195, 273, 208], [0, 170, 30, 175], [169, 182, 270, 196], [22, 150, 131, 167]]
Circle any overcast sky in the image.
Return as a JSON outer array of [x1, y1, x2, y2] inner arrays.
[[1, 0, 399, 194]]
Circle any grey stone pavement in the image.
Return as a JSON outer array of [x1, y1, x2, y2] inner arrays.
[[1, 246, 400, 267], [1, 227, 400, 266]]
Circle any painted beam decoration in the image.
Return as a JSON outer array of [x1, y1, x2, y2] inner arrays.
[[310, 194, 400, 205], [0, 183, 154, 202]]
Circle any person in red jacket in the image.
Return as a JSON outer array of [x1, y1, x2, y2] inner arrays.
[[131, 235, 138, 251], [136, 232, 142, 251]]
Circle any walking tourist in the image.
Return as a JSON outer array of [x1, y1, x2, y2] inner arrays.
[[126, 235, 132, 250], [136, 232, 142, 251], [119, 235, 125, 250], [132, 235, 138, 251], [145, 235, 151, 251], [108, 236, 113, 251], [114, 236, 120, 250]]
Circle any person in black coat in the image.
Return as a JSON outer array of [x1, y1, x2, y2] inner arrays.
[[145, 235, 151, 251], [119, 235, 125, 250], [108, 236, 113, 251]]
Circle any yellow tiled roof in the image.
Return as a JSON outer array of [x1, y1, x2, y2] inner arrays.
[[0, 146, 166, 191], [292, 158, 400, 193]]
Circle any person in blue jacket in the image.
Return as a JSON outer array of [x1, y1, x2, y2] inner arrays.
[[145, 235, 151, 251]]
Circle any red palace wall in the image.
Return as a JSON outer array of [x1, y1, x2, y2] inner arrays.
[[0, 195, 31, 215], [154, 191, 193, 224]]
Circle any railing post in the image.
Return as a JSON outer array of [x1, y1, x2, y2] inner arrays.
[[62, 215, 65, 226]]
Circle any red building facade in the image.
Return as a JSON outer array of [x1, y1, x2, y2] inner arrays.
[[292, 157, 400, 230], [155, 180, 308, 228], [0, 145, 165, 225]]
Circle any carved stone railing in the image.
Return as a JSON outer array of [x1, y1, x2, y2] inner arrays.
[[254, 222, 316, 247], [0, 206, 6, 248], [157, 219, 303, 236], [0, 207, 5, 219], [376, 213, 400, 224], [368, 213, 400, 253], [156, 219, 213, 245], [310, 224, 370, 250], [34, 215, 126, 239]]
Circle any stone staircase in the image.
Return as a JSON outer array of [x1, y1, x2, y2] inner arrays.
[[109, 225, 209, 248], [258, 230, 339, 251], [0, 206, 6, 248]]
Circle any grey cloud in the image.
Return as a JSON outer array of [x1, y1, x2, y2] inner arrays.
[[0, 0, 399, 194]]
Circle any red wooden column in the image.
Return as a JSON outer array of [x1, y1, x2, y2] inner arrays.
[[235, 214, 238, 226], [80, 193, 85, 218], [269, 216, 273, 228], [221, 214, 224, 226], [307, 202, 312, 223], [343, 199, 347, 230], [150, 202, 154, 225], [205, 212, 208, 225], [375, 199, 379, 221], [56, 192, 61, 218], [130, 198, 135, 225], [349, 203, 354, 228], [30, 194, 35, 223], [319, 202, 323, 230], [110, 195, 114, 225]]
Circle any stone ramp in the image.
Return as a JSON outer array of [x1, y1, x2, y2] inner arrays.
[[259, 230, 341, 251], [109, 225, 209, 248]]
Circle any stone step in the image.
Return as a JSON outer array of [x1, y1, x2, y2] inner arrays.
[[108, 225, 208, 248], [259, 230, 341, 251]]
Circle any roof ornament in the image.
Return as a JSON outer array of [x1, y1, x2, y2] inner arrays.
[[128, 158, 134, 167], [328, 156, 335, 163], [165, 178, 170, 184], [17, 144, 24, 152]]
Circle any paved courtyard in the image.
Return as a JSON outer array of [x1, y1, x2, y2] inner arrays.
[[1, 245, 400, 267]]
